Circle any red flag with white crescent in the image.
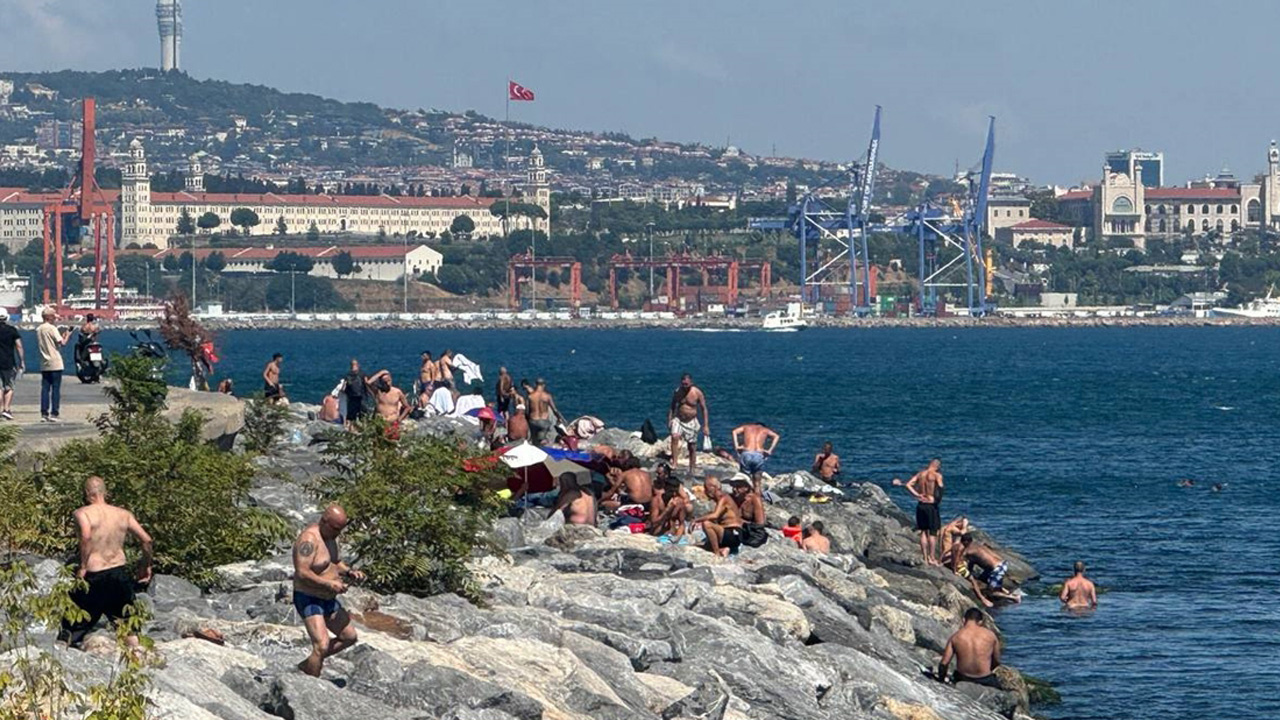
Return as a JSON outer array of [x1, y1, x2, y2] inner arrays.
[[508, 81, 535, 102]]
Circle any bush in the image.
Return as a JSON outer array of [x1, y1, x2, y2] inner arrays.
[[242, 393, 290, 454], [4, 356, 290, 588], [311, 417, 507, 600]]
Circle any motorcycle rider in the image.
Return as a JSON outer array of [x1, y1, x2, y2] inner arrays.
[[75, 314, 106, 383]]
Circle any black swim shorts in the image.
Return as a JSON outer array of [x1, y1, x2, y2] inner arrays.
[[58, 565, 137, 647], [915, 502, 941, 534], [721, 526, 743, 553]]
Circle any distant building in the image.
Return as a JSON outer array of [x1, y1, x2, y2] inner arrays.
[[0, 79, 12, 105], [985, 196, 1032, 233], [1105, 150, 1163, 187], [128, 244, 442, 282], [156, 0, 182, 72], [996, 219, 1074, 250]]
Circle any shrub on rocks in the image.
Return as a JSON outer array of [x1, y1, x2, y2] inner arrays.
[[242, 393, 291, 454], [312, 416, 508, 600], [3, 356, 290, 588]]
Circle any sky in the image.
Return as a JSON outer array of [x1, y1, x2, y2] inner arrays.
[[1, 0, 1278, 186]]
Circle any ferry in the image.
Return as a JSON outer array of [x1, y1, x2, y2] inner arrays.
[[762, 302, 808, 332], [0, 269, 28, 317], [1210, 288, 1280, 319]]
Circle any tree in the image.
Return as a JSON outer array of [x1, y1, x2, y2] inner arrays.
[[162, 254, 180, 272], [450, 214, 476, 237], [176, 207, 196, 235], [197, 211, 221, 233], [264, 274, 351, 311], [203, 250, 227, 274], [230, 207, 261, 236], [306, 221, 321, 242], [265, 250, 316, 274], [332, 250, 357, 278], [274, 215, 288, 235]]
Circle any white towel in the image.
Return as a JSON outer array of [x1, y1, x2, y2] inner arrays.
[[428, 386, 455, 416], [451, 353, 484, 385]]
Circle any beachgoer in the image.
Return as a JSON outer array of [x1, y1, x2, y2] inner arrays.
[[649, 477, 689, 538], [693, 477, 743, 557], [58, 476, 153, 650], [333, 359, 369, 425], [730, 478, 766, 525], [802, 521, 830, 554], [893, 458, 944, 566], [551, 472, 597, 526], [453, 381, 486, 417], [426, 381, 456, 416], [527, 378, 561, 446], [367, 370, 411, 426], [292, 504, 362, 677], [319, 393, 341, 423], [782, 515, 804, 546], [1060, 561, 1098, 610], [732, 422, 779, 494], [602, 457, 653, 512], [938, 608, 1002, 688], [507, 400, 530, 441], [939, 516, 970, 569], [0, 313, 24, 420], [954, 533, 1020, 608], [668, 373, 709, 475], [263, 353, 285, 404], [437, 349, 456, 388], [496, 367, 516, 417], [812, 442, 841, 481], [36, 309, 71, 422], [217, 378, 234, 395]]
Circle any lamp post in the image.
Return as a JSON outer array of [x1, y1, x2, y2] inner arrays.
[[403, 231, 408, 315], [290, 269, 296, 316], [191, 234, 197, 311], [646, 221, 655, 298]]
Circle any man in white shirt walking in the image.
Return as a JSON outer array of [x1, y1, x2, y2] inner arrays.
[[36, 308, 71, 422]]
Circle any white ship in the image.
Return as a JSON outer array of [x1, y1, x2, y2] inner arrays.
[[0, 267, 29, 316], [61, 287, 166, 319], [1211, 289, 1280, 319], [762, 302, 808, 332]]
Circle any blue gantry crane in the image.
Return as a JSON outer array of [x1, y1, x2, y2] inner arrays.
[[791, 106, 881, 314], [906, 117, 996, 316]]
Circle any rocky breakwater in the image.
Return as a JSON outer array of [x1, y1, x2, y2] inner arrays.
[[11, 413, 1047, 720]]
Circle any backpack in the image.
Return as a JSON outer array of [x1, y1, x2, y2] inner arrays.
[[640, 418, 658, 445], [742, 522, 769, 548]]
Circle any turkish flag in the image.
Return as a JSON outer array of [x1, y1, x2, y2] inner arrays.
[[508, 81, 535, 102]]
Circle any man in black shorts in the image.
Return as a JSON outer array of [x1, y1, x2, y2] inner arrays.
[[0, 314, 24, 421], [263, 353, 284, 403], [894, 458, 945, 566]]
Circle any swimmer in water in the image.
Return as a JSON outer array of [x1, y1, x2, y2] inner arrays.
[[1177, 479, 1196, 488]]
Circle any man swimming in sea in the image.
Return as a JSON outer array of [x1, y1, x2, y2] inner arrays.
[[668, 373, 709, 476], [893, 458, 944, 566], [1060, 561, 1098, 611], [938, 608, 1002, 688], [693, 477, 743, 557], [732, 422, 779, 494], [954, 533, 1020, 608], [812, 442, 841, 482]]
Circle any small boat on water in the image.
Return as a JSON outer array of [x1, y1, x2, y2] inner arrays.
[[1211, 287, 1280, 319], [762, 303, 808, 332], [0, 265, 28, 317]]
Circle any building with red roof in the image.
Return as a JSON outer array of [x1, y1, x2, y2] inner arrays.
[[996, 219, 1075, 250]]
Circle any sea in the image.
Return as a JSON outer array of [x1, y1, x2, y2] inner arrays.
[[98, 325, 1280, 719]]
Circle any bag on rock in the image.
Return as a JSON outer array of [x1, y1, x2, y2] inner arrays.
[[742, 522, 768, 548], [640, 418, 658, 445]]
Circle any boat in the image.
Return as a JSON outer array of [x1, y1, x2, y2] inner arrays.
[[0, 266, 29, 317], [762, 302, 808, 332], [1211, 288, 1280, 319], [61, 286, 167, 319]]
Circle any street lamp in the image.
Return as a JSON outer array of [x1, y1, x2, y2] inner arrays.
[[403, 231, 408, 315], [290, 269, 296, 316], [191, 235, 197, 311], [646, 222, 656, 298]]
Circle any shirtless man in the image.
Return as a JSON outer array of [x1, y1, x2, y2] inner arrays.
[[954, 533, 1020, 608], [649, 477, 690, 538], [693, 477, 743, 557], [496, 367, 516, 417], [318, 393, 341, 423], [732, 422, 779, 494], [938, 608, 1002, 688], [526, 379, 561, 446], [507, 400, 530, 442], [263, 353, 285, 404], [939, 516, 970, 569], [730, 479, 766, 525], [802, 521, 830, 554], [1059, 561, 1098, 611], [59, 477, 153, 650], [293, 505, 363, 677], [893, 458, 944, 565], [602, 458, 653, 512], [551, 472, 597, 526], [437, 349, 456, 388], [367, 370, 411, 424], [668, 373, 709, 475], [812, 442, 841, 482]]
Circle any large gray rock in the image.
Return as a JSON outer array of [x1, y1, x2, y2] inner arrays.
[[265, 673, 429, 720]]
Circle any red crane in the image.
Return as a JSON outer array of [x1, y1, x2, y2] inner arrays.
[[42, 98, 117, 316], [607, 252, 771, 313], [507, 252, 582, 312]]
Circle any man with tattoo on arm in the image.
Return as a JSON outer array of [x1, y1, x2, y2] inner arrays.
[[292, 505, 364, 676]]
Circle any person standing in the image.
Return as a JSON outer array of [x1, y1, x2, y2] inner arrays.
[[495, 367, 516, 417], [526, 378, 562, 445], [732, 422, 779, 494], [0, 314, 24, 420], [811, 442, 841, 482], [58, 476, 153, 650], [333, 359, 370, 426], [668, 373, 709, 476], [1059, 561, 1098, 611], [893, 458, 944, 566], [263, 353, 285, 404], [292, 505, 362, 677], [37, 308, 71, 422]]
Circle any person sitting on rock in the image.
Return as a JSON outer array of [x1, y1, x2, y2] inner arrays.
[[953, 533, 1020, 608], [730, 479, 766, 525], [601, 457, 653, 513], [801, 521, 830, 554], [551, 472, 597, 527], [938, 608, 1002, 688], [782, 515, 804, 546], [649, 477, 690, 539], [692, 477, 743, 557], [939, 516, 970, 569]]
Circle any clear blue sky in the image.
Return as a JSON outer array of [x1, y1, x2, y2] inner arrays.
[[1, 0, 1276, 185]]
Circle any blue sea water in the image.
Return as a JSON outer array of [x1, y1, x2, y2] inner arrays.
[[104, 325, 1280, 718]]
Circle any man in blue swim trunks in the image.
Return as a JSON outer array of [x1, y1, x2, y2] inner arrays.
[[293, 504, 364, 676], [731, 422, 779, 494], [954, 533, 1020, 608]]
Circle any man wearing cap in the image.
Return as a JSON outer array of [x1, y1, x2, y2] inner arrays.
[[0, 313, 24, 420]]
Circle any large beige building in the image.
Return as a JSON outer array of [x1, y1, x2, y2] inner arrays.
[[0, 140, 552, 252]]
